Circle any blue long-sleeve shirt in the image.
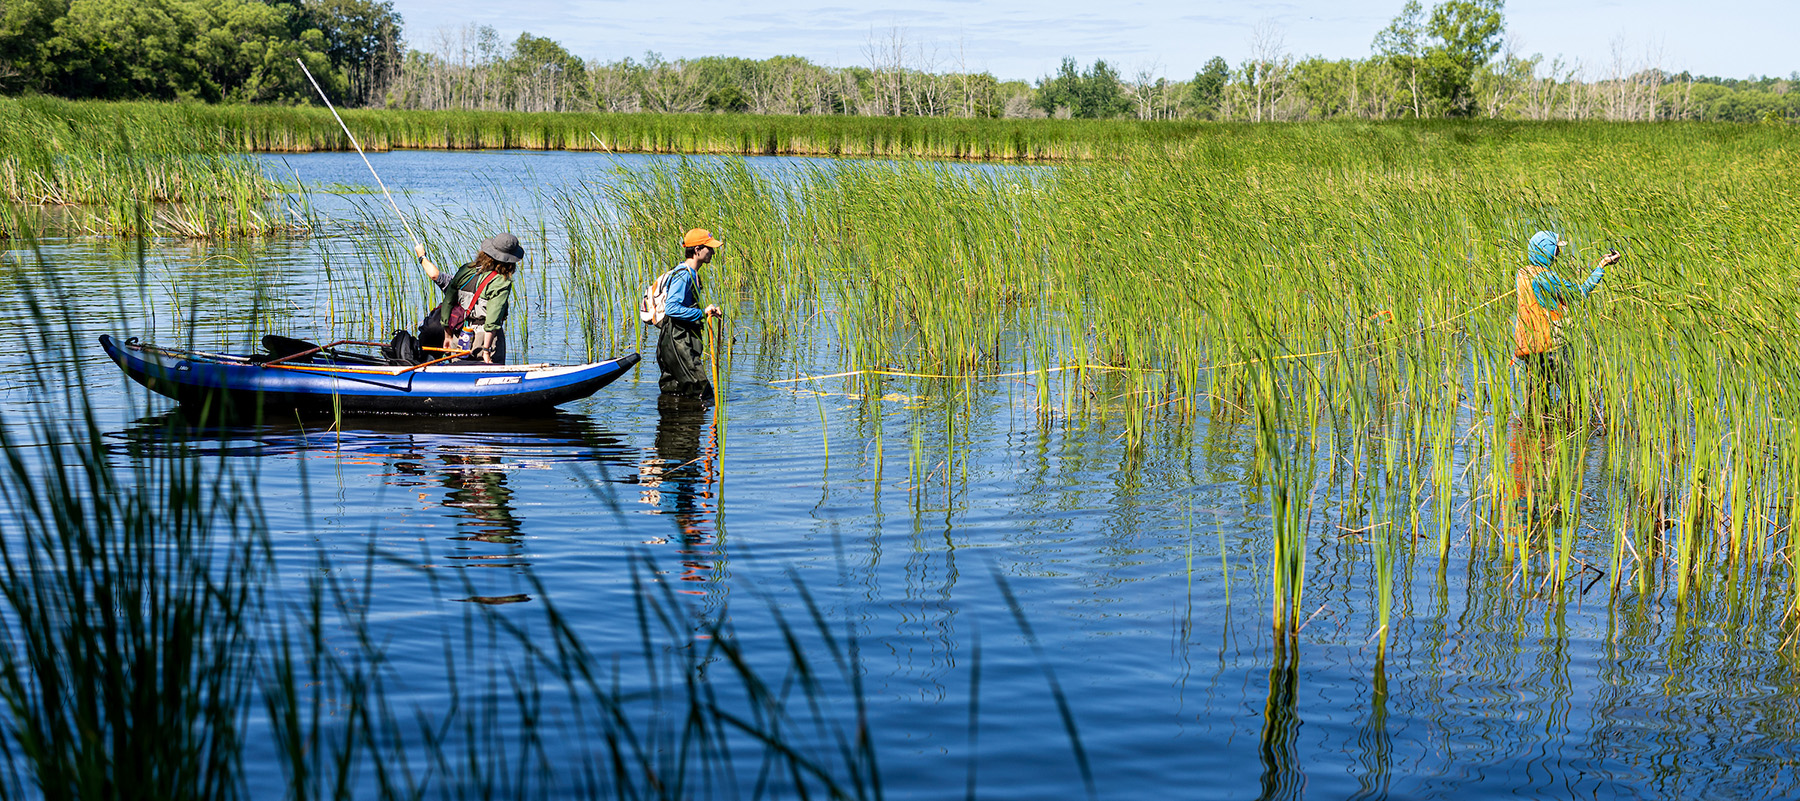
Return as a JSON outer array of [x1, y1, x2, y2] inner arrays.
[[1528, 266, 1604, 311], [662, 265, 705, 325], [1513, 263, 1604, 356]]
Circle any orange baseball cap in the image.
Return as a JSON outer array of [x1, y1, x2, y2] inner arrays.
[[682, 228, 723, 248]]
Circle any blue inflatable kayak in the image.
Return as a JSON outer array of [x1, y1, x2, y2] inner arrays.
[[101, 334, 640, 415]]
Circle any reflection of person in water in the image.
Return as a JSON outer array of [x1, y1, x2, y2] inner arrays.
[[1508, 412, 1570, 531], [437, 448, 531, 603], [442, 452, 524, 550], [638, 395, 721, 591]]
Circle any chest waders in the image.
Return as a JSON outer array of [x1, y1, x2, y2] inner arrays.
[[656, 319, 712, 398]]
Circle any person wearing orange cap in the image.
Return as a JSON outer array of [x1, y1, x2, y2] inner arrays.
[[653, 228, 724, 397]]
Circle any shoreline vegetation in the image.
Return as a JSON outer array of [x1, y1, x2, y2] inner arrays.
[[3, 93, 1797, 240], [0, 98, 293, 238], [1, 0, 1794, 125], [227, 104, 1153, 159], [9, 95, 1198, 161]]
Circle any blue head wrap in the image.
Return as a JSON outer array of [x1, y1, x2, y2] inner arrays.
[[1528, 231, 1559, 267]]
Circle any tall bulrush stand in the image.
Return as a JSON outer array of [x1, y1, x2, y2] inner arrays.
[[569, 121, 1800, 638], [0, 98, 292, 238]]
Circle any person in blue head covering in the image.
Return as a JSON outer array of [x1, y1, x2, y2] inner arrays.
[[1512, 230, 1620, 392]]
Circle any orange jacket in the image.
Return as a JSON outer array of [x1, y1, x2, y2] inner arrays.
[[1512, 265, 1603, 358]]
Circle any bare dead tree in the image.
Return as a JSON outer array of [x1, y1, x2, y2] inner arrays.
[[863, 25, 908, 116], [1126, 61, 1165, 120], [956, 35, 974, 118], [1248, 20, 1290, 123], [910, 39, 946, 116], [588, 61, 640, 112], [634, 52, 708, 114]]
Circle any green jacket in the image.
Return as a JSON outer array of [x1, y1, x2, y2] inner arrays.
[[436, 264, 513, 332]]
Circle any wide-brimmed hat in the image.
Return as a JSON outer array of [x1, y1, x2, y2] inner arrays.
[[681, 228, 724, 249], [480, 233, 525, 264]]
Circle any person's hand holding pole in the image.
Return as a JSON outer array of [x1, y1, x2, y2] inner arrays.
[[415, 243, 439, 281]]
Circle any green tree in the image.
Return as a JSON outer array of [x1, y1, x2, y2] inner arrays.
[[1034, 57, 1080, 116], [1034, 57, 1129, 118], [1372, 0, 1426, 116], [1186, 56, 1229, 119], [511, 32, 582, 77], [190, 0, 337, 103], [508, 32, 583, 110], [26, 0, 342, 102], [44, 0, 206, 99], [0, 0, 67, 92], [1373, 0, 1504, 116], [687, 56, 756, 113], [301, 0, 401, 105], [1076, 59, 1130, 118], [1421, 0, 1504, 115], [702, 83, 747, 112], [1288, 58, 1358, 119]]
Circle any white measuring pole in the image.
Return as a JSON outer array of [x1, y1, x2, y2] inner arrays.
[[295, 59, 420, 249]]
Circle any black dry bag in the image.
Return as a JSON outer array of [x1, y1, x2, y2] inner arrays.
[[382, 329, 423, 365]]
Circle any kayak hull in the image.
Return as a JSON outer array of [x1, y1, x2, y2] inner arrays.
[[100, 335, 641, 415]]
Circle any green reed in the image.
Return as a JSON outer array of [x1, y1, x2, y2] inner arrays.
[[0, 401, 895, 801], [553, 120, 1800, 637], [159, 101, 1210, 161], [0, 367, 261, 800], [109, 109, 1800, 650], [0, 407, 1080, 800], [0, 97, 295, 238]]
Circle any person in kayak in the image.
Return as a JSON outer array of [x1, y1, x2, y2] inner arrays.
[[415, 233, 524, 364], [652, 228, 724, 398], [1513, 230, 1620, 396]]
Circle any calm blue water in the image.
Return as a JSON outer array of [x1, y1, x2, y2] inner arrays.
[[1, 150, 1794, 799]]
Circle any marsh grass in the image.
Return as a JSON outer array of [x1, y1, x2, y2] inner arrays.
[[1, 98, 1232, 164], [60, 109, 1800, 671], [182, 102, 1205, 161], [0, 285, 265, 798], [0, 396, 894, 798], [0, 97, 295, 238], [0, 400, 259, 800], [556, 121, 1800, 634]]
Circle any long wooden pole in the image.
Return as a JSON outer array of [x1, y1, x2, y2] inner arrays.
[[709, 316, 724, 493], [709, 318, 722, 398]]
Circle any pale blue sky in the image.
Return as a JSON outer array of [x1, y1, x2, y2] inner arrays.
[[389, 0, 1796, 83]]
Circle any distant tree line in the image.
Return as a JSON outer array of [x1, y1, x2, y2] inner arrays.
[[2, 0, 1795, 123], [381, 24, 1040, 118]]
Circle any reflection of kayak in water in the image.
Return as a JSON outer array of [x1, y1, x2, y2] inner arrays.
[[100, 334, 639, 415], [108, 409, 634, 469]]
